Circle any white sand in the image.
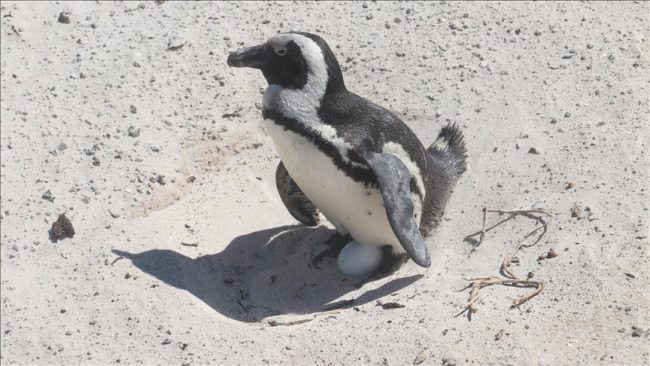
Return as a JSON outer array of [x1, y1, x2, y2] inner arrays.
[[1, 1, 648, 364]]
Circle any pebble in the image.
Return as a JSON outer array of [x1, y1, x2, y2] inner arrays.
[[57, 142, 67, 151], [449, 21, 461, 30], [564, 112, 571, 118], [128, 126, 141, 138], [413, 350, 427, 365], [156, 175, 166, 185], [58, 12, 71, 24], [42, 190, 55, 202], [528, 147, 540, 155], [129, 105, 138, 114], [442, 357, 457, 366]]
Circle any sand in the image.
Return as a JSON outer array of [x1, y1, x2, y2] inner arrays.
[[1, 1, 648, 365]]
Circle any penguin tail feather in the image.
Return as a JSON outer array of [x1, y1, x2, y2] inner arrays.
[[427, 122, 468, 177]]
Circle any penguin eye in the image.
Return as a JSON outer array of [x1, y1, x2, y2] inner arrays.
[[274, 48, 287, 56]]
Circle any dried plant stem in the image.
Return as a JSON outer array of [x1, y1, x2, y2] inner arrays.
[[463, 276, 545, 313], [460, 207, 555, 315], [478, 207, 488, 245], [485, 208, 553, 218]]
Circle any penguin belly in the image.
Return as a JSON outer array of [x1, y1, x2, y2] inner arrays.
[[266, 122, 404, 253]]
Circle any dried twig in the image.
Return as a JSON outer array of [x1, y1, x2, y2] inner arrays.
[[485, 208, 553, 217], [167, 41, 186, 51], [266, 310, 341, 327], [459, 207, 554, 316], [462, 276, 545, 314], [181, 242, 198, 247], [478, 207, 488, 245], [110, 256, 124, 266], [268, 318, 313, 327]]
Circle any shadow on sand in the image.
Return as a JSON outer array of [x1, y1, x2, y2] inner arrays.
[[113, 225, 421, 322]]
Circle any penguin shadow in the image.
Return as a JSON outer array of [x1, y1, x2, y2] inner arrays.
[[113, 225, 422, 322]]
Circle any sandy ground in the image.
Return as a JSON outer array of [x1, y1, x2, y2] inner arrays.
[[1, 1, 649, 365]]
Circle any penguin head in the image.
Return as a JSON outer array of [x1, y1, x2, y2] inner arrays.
[[227, 32, 345, 94]]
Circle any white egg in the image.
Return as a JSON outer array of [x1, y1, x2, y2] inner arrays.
[[337, 240, 383, 277]]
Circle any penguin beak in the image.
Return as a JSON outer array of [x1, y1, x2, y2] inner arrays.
[[227, 43, 269, 69]]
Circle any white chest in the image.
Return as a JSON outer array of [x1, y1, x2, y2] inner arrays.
[[265, 120, 402, 250]]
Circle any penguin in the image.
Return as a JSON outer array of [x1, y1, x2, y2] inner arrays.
[[227, 32, 467, 277]]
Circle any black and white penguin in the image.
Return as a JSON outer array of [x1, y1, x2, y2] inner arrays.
[[227, 32, 467, 277]]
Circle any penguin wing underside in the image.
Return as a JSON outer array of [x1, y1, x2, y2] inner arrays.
[[362, 151, 431, 268], [275, 161, 320, 226]]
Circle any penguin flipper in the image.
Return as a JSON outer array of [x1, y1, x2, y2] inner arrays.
[[361, 151, 431, 268], [275, 161, 320, 226]]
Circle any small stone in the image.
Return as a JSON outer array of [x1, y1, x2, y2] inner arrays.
[[50, 214, 75, 242], [161, 339, 171, 345], [413, 350, 427, 365], [528, 147, 539, 155], [449, 21, 461, 30], [565, 182, 574, 190], [586, 43, 594, 49], [570, 204, 582, 219], [608, 54, 615, 62], [442, 356, 457, 366], [534, 30, 542, 36], [564, 112, 571, 118], [631, 326, 644, 337], [128, 126, 140, 138], [261, 19, 270, 24], [60, 309, 67, 313], [133, 61, 141, 68], [58, 12, 71, 24], [129, 105, 137, 114], [494, 329, 505, 341], [124, 273, 132, 279], [550, 117, 557, 124], [79, 72, 86, 79], [92, 156, 100, 166], [394, 17, 401, 24], [42, 190, 55, 202], [156, 175, 166, 185], [65, 331, 72, 336], [546, 248, 559, 259]]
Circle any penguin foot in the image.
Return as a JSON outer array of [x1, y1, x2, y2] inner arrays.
[[312, 232, 352, 265]]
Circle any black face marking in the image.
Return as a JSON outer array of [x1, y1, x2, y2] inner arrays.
[[261, 41, 308, 89]]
